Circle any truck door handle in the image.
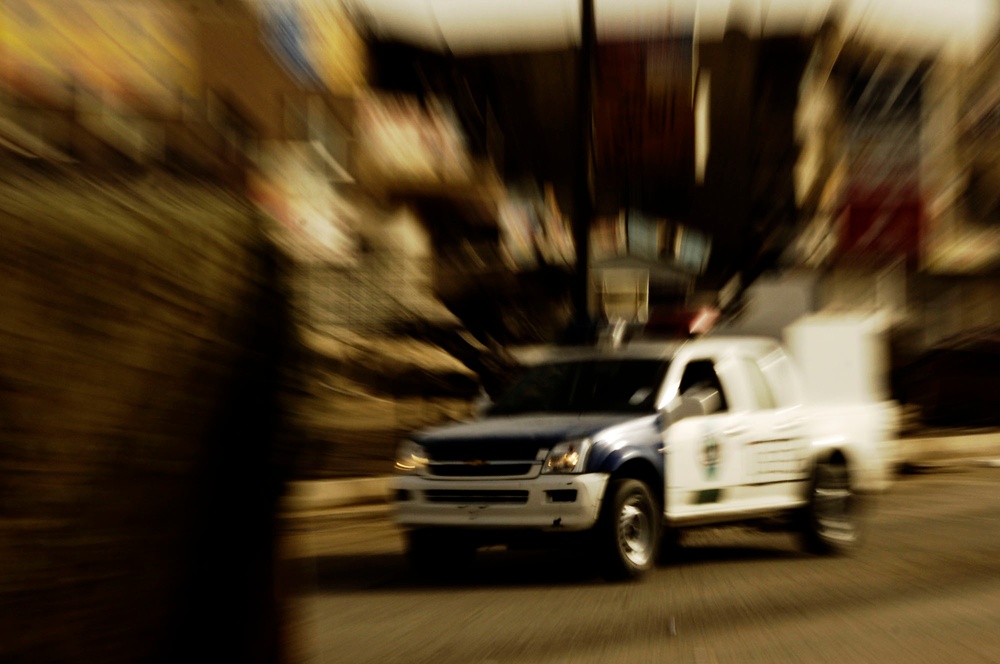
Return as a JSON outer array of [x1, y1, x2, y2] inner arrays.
[[723, 426, 748, 437]]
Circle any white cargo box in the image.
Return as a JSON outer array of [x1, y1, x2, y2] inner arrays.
[[784, 312, 891, 405]]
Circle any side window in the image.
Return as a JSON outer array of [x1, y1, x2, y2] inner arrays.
[[740, 358, 778, 410], [759, 351, 801, 408], [678, 359, 729, 412]]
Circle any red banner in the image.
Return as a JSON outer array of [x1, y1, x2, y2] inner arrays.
[[840, 199, 922, 258]]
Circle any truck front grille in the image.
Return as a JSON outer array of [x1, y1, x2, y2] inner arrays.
[[427, 440, 545, 462], [428, 462, 535, 477], [424, 489, 529, 504]]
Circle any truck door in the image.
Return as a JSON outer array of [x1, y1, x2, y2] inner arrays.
[[664, 358, 748, 518]]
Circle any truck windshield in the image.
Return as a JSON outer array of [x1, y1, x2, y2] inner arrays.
[[489, 359, 669, 416]]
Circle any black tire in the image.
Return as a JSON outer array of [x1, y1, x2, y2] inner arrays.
[[405, 528, 476, 579], [596, 479, 660, 581], [799, 460, 864, 555]]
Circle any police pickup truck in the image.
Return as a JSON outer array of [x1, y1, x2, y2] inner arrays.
[[392, 334, 897, 580]]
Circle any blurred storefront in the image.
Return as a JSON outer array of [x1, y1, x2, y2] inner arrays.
[[765, 21, 1000, 422], [8, 0, 1000, 446], [0, 0, 494, 479]]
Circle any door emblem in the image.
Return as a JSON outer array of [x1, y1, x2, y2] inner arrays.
[[701, 430, 721, 479]]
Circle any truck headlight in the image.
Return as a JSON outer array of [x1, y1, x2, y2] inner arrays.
[[394, 440, 429, 473], [542, 439, 591, 474]]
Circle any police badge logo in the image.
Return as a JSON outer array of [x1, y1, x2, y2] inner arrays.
[[701, 430, 721, 479]]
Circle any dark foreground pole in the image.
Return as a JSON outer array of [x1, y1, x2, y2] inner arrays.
[[570, 0, 596, 341]]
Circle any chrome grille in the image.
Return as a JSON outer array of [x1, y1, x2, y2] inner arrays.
[[427, 440, 546, 462], [427, 462, 537, 478], [424, 489, 529, 504]]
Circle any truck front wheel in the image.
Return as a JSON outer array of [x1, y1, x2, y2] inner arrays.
[[596, 479, 660, 581]]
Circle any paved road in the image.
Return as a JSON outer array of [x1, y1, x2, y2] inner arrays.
[[280, 463, 1000, 664]]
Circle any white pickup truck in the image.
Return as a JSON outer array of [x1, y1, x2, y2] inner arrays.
[[392, 330, 898, 581]]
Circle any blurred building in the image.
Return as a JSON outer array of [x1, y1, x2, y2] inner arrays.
[[694, 25, 809, 293], [786, 23, 924, 327], [0, 0, 489, 480], [748, 5, 1000, 279], [741, 15, 1000, 417], [0, 1, 326, 659], [8, 0, 1000, 450]]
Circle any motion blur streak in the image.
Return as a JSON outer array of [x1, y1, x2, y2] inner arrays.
[[0, 1, 305, 662], [0, 170, 297, 663], [5, 1, 1000, 663]]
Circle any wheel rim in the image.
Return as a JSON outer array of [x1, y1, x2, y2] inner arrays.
[[618, 494, 653, 567], [814, 465, 857, 544]]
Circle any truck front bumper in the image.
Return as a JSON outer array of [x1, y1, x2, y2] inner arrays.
[[392, 473, 610, 531]]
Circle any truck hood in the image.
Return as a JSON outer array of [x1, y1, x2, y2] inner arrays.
[[412, 414, 636, 461]]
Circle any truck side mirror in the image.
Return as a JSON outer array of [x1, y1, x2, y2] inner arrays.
[[666, 387, 722, 423], [629, 387, 654, 406]]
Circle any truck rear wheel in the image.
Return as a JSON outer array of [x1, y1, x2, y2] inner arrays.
[[800, 460, 863, 555], [596, 479, 660, 581]]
